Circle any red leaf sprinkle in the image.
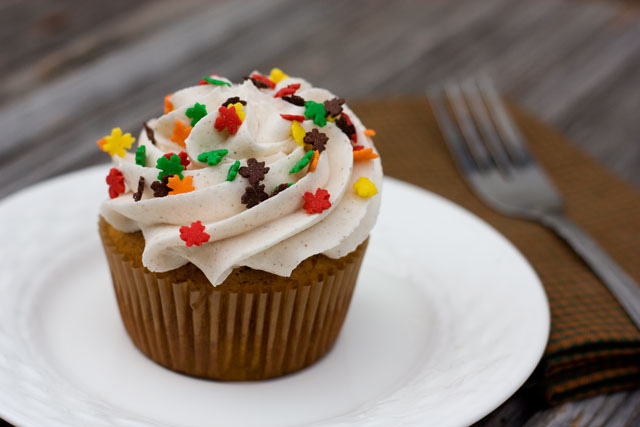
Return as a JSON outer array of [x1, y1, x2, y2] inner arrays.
[[106, 168, 125, 199], [280, 114, 306, 122], [273, 83, 301, 98], [214, 105, 243, 135], [303, 188, 332, 214], [179, 220, 210, 247]]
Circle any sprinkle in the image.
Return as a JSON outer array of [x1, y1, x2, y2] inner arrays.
[[185, 102, 207, 126], [353, 177, 378, 198], [133, 177, 145, 202], [250, 73, 276, 89], [179, 220, 210, 247], [335, 114, 357, 142], [353, 148, 379, 162], [143, 122, 157, 145], [226, 160, 241, 181], [238, 158, 270, 186], [246, 76, 270, 89], [201, 76, 231, 87], [164, 151, 190, 168], [269, 68, 289, 83], [303, 129, 328, 152], [214, 105, 243, 134], [364, 129, 376, 137], [324, 97, 345, 118], [228, 102, 246, 121], [100, 127, 135, 157], [164, 94, 174, 114], [199, 73, 219, 85], [241, 184, 269, 208], [135, 145, 146, 166], [167, 175, 195, 195], [303, 188, 331, 214], [282, 95, 306, 106], [106, 168, 125, 199], [353, 145, 364, 151], [281, 114, 306, 122], [309, 150, 319, 172], [151, 176, 171, 197], [197, 149, 228, 166], [156, 154, 185, 180], [274, 83, 300, 98], [222, 97, 247, 107], [289, 150, 315, 174], [291, 121, 306, 146], [96, 138, 106, 150], [304, 101, 327, 126], [271, 183, 292, 197], [171, 121, 192, 147]]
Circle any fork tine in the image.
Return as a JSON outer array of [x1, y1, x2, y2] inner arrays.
[[462, 79, 513, 174], [477, 77, 531, 164], [444, 83, 492, 170], [427, 88, 478, 173]]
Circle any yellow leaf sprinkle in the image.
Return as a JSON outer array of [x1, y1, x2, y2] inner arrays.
[[291, 120, 306, 146], [101, 127, 135, 157], [353, 177, 378, 198], [269, 67, 289, 83]]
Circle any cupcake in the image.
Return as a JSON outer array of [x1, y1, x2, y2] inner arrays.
[[97, 69, 382, 380]]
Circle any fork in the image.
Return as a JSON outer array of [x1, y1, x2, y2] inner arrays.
[[427, 78, 640, 329]]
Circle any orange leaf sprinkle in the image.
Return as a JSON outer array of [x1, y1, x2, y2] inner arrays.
[[309, 150, 319, 172], [171, 121, 192, 147], [353, 148, 379, 162], [364, 129, 376, 137], [164, 94, 174, 114], [97, 138, 106, 150], [167, 175, 195, 195]]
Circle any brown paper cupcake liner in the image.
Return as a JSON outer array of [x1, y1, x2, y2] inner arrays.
[[99, 228, 367, 381]]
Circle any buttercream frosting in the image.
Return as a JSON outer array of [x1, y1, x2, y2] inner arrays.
[[99, 71, 382, 285]]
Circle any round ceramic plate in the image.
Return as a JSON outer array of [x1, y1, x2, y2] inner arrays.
[[0, 165, 549, 427]]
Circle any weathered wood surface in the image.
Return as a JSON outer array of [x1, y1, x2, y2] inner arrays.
[[1, 0, 639, 426]]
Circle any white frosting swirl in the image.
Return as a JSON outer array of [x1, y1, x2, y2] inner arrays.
[[100, 74, 382, 285]]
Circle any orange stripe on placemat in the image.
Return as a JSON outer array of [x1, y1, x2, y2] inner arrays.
[[350, 97, 640, 403]]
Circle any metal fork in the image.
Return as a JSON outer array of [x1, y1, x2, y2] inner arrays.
[[427, 78, 640, 329]]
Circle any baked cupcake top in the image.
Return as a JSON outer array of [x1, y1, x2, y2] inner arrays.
[[99, 69, 382, 286]]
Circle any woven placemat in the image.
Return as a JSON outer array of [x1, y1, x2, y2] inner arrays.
[[350, 97, 640, 404]]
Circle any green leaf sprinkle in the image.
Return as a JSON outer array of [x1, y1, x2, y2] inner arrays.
[[226, 160, 241, 181], [156, 154, 184, 180], [304, 101, 327, 127], [202, 76, 232, 87], [198, 149, 229, 166], [185, 102, 208, 126], [135, 145, 146, 167], [289, 150, 315, 174]]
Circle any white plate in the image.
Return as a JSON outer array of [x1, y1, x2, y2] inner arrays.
[[0, 165, 549, 427]]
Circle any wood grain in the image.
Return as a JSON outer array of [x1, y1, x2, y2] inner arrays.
[[1, 0, 638, 425]]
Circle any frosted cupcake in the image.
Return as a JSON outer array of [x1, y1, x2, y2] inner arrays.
[[97, 69, 382, 380]]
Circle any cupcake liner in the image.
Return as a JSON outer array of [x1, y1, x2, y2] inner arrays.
[[99, 229, 367, 381]]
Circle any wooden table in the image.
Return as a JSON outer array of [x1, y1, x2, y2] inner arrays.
[[1, 0, 639, 425]]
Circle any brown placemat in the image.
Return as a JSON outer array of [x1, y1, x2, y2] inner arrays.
[[350, 97, 640, 404]]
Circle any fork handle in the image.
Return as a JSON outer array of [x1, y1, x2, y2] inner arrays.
[[540, 212, 640, 329]]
